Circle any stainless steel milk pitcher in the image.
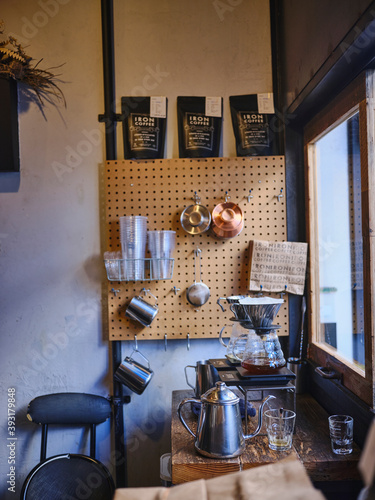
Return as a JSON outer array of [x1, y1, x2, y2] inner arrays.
[[184, 360, 219, 397]]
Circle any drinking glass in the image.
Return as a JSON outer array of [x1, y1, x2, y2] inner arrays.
[[328, 415, 353, 455], [119, 216, 147, 280], [147, 230, 175, 279], [264, 409, 296, 451], [104, 251, 121, 280]]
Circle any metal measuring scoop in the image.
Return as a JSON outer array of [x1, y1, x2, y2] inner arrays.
[[186, 248, 210, 307]]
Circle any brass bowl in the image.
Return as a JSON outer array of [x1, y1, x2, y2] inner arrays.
[[212, 202, 243, 230], [211, 201, 244, 239], [211, 202, 243, 238]]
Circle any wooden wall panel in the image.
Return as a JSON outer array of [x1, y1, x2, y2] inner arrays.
[[104, 157, 289, 341]]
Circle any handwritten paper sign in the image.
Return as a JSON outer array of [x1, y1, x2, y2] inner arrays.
[[248, 240, 308, 295]]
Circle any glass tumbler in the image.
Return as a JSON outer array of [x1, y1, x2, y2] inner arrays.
[[328, 415, 353, 455], [264, 409, 296, 451]]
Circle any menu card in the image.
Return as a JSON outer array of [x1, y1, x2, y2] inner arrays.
[[248, 240, 308, 295]]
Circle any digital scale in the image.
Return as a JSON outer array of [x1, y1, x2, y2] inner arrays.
[[209, 359, 297, 433]]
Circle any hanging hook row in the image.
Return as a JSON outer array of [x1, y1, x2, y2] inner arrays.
[[257, 284, 289, 296]]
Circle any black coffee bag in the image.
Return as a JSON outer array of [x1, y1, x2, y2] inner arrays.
[[121, 96, 167, 159], [177, 96, 222, 158], [229, 94, 280, 156]]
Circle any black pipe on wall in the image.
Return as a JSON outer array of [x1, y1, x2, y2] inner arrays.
[[100, 0, 127, 488], [101, 0, 118, 161]]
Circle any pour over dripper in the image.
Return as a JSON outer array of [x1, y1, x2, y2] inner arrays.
[[230, 297, 284, 328], [231, 297, 286, 374]]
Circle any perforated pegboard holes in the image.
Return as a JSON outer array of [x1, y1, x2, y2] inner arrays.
[[104, 157, 288, 341]]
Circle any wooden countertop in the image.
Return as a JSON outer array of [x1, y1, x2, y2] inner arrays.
[[171, 389, 361, 485]]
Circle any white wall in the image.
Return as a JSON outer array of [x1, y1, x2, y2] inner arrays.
[[0, 0, 272, 494]]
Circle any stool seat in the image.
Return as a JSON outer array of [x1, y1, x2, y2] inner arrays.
[[27, 392, 112, 425]]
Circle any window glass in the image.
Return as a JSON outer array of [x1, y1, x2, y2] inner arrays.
[[314, 111, 364, 371]]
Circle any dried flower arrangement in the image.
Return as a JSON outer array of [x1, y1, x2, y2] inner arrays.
[[0, 20, 65, 106]]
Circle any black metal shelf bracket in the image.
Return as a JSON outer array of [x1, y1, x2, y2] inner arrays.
[[98, 113, 122, 123]]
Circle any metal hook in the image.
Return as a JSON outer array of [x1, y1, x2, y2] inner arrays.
[[134, 335, 138, 352], [276, 188, 283, 202], [187, 333, 190, 351], [224, 191, 230, 202], [141, 287, 158, 304], [111, 288, 120, 297], [164, 334, 167, 351], [280, 285, 287, 298], [172, 286, 181, 295], [193, 191, 201, 204], [247, 189, 253, 203], [257, 285, 263, 296]]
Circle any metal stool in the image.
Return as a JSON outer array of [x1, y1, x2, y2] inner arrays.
[[21, 393, 115, 500]]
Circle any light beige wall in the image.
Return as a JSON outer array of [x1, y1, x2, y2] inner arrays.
[[0, 0, 110, 494], [114, 0, 272, 158]]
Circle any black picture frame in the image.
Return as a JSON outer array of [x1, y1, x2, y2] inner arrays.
[[0, 78, 20, 172]]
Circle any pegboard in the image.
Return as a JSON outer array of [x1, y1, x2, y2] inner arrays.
[[104, 157, 288, 341]]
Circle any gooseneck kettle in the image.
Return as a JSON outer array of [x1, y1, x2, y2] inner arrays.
[[177, 381, 275, 458]]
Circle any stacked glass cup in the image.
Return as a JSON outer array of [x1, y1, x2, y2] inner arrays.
[[147, 231, 176, 279], [120, 216, 148, 280]]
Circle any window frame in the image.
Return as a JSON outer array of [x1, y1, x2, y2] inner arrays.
[[304, 71, 375, 407]]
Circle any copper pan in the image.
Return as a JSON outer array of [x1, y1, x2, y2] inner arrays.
[[212, 219, 244, 238], [211, 202, 243, 238]]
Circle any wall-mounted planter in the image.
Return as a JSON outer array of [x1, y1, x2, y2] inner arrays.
[[0, 78, 19, 172]]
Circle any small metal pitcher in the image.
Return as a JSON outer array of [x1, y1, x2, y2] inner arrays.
[[178, 381, 275, 458], [125, 293, 158, 327], [114, 350, 153, 395], [184, 360, 219, 397]]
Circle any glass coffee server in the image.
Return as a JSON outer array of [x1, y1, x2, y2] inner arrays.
[[216, 296, 296, 432]]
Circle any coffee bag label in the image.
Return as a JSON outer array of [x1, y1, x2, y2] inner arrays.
[[184, 113, 214, 151], [257, 93, 275, 114], [150, 96, 167, 118], [130, 113, 159, 151], [205, 96, 222, 117], [239, 112, 269, 148]]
